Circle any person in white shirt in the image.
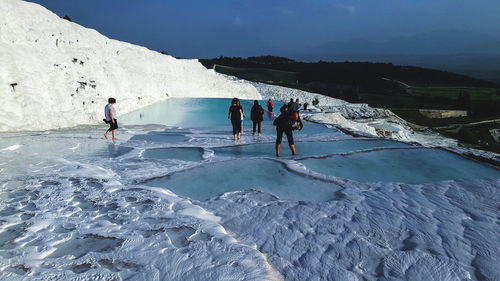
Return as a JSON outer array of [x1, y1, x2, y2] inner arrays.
[[103, 97, 118, 140]]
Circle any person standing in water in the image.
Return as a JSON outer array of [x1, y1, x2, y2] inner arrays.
[[290, 98, 301, 122], [266, 98, 274, 112], [274, 103, 301, 157], [104, 97, 118, 140], [251, 100, 265, 136], [293, 99, 301, 112], [228, 98, 244, 141], [237, 99, 245, 135]]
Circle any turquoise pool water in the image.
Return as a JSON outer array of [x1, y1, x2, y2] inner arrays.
[[120, 98, 281, 128], [117, 98, 500, 201]]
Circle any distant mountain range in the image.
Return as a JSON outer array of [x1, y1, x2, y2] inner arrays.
[[290, 30, 500, 83]]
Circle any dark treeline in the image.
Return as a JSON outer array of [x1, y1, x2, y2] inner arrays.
[[200, 56, 497, 88]]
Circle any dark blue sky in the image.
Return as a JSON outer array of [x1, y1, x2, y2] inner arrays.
[[27, 0, 500, 59]]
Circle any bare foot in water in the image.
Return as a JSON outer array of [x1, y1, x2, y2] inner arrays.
[[104, 133, 109, 139], [112, 138, 119, 141]]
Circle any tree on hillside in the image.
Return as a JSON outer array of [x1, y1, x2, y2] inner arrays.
[[457, 91, 471, 110], [247, 56, 295, 64]]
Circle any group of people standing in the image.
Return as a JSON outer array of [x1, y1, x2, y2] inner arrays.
[[228, 98, 266, 141], [103, 97, 305, 157], [228, 97, 304, 157]]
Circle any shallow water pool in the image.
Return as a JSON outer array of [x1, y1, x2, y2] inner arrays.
[[120, 98, 281, 128], [146, 158, 342, 202], [142, 147, 204, 161], [300, 147, 500, 184], [213, 139, 411, 158], [121, 98, 500, 189]]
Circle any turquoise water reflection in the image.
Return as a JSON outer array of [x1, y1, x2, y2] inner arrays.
[[147, 159, 342, 202], [213, 139, 410, 158], [300, 148, 500, 184], [120, 98, 282, 128], [122, 98, 500, 201]]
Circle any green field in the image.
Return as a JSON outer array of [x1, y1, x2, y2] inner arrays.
[[405, 86, 500, 100], [214, 65, 298, 84]]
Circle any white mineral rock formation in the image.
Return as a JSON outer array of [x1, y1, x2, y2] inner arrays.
[[0, 0, 260, 131]]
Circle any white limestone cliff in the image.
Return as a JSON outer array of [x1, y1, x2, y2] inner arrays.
[[0, 0, 260, 131]]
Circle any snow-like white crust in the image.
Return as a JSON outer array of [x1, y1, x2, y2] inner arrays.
[[1, 123, 498, 280]]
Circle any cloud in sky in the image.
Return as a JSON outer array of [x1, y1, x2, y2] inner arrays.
[[335, 4, 356, 15]]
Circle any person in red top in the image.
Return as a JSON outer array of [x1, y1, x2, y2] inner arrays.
[[266, 98, 274, 112]]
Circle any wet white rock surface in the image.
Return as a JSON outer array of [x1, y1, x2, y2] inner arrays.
[[1, 98, 499, 280]]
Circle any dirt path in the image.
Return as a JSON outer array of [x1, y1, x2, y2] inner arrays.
[[434, 118, 500, 129]]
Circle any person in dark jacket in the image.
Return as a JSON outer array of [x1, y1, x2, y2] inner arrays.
[[250, 100, 265, 136], [228, 98, 244, 141], [274, 104, 302, 157], [279, 103, 288, 113]]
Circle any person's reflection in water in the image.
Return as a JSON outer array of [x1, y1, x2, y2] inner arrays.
[[107, 143, 120, 157]]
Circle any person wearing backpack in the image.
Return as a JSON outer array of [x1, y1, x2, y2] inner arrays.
[[273, 104, 302, 157], [251, 100, 265, 136], [266, 98, 274, 112], [290, 98, 301, 122]]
